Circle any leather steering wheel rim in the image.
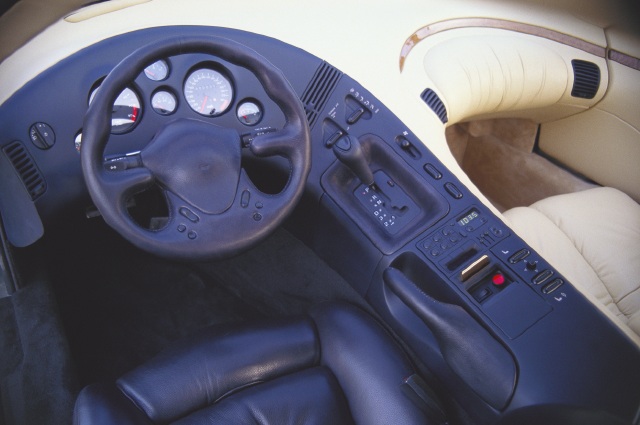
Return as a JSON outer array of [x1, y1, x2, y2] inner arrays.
[[81, 36, 311, 260]]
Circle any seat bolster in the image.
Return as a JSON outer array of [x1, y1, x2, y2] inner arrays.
[[503, 206, 618, 313], [116, 318, 318, 423], [173, 367, 353, 425], [73, 383, 153, 425], [503, 187, 640, 346], [529, 187, 640, 313], [309, 303, 430, 425]]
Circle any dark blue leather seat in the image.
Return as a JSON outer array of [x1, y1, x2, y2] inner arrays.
[[73, 304, 438, 424]]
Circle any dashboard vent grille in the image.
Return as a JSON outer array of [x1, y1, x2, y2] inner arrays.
[[571, 60, 600, 99], [3, 141, 46, 200], [420, 88, 448, 123], [301, 62, 342, 128]]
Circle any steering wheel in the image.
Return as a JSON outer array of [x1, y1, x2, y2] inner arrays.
[[81, 36, 311, 260]]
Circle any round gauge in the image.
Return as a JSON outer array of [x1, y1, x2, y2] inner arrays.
[[74, 132, 83, 153], [237, 101, 263, 126], [183, 68, 233, 116], [89, 86, 142, 134], [144, 60, 169, 81], [151, 90, 177, 115]]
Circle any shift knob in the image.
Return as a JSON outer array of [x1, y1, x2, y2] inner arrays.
[[332, 135, 374, 186]]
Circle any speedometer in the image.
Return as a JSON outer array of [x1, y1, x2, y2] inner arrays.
[[183, 68, 233, 116]]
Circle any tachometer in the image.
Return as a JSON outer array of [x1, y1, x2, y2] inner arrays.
[[89, 86, 141, 134], [183, 68, 233, 116]]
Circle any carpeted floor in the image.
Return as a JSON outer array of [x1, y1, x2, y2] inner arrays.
[[42, 215, 368, 388], [0, 282, 77, 425], [445, 118, 596, 212]]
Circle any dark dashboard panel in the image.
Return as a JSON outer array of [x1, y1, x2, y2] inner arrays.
[[1, 25, 639, 424], [0, 26, 321, 219]]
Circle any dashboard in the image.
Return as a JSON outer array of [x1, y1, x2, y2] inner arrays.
[[0, 17, 639, 425]]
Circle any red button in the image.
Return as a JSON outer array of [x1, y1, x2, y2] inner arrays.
[[492, 273, 505, 286]]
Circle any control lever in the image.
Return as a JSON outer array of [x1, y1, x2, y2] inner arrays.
[[383, 267, 516, 410], [332, 135, 375, 187]]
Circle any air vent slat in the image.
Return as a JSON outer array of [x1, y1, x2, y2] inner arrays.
[[300, 62, 342, 128], [420, 88, 448, 123], [3, 141, 46, 200], [571, 60, 600, 99]]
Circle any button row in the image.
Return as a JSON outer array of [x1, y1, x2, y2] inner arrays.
[[177, 224, 197, 240]]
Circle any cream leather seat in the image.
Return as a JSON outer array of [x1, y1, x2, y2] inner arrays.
[[504, 187, 640, 347]]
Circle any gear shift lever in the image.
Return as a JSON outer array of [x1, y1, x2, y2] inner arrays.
[[332, 135, 375, 187]]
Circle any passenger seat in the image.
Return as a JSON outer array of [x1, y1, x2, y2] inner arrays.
[[503, 187, 640, 347]]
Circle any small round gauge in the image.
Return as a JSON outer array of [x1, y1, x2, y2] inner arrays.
[[74, 132, 83, 153], [144, 60, 169, 81], [183, 68, 233, 116], [89, 86, 142, 134], [237, 101, 263, 126], [151, 90, 177, 115]]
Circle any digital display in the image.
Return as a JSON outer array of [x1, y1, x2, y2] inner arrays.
[[457, 209, 479, 227]]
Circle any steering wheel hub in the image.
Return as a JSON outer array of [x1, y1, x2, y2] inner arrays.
[[141, 119, 241, 214]]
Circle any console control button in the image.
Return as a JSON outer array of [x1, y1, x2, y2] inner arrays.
[[532, 269, 554, 285], [423, 163, 442, 180], [490, 226, 503, 237], [444, 182, 463, 199], [325, 130, 344, 147], [542, 278, 564, 294], [525, 260, 538, 271], [473, 287, 492, 303], [492, 273, 506, 286], [449, 233, 461, 243], [346, 107, 365, 124], [509, 248, 530, 264]]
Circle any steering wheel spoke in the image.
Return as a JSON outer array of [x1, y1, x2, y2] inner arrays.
[[99, 167, 154, 210]]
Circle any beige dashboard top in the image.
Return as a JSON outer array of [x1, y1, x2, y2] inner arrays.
[[0, 0, 616, 214]]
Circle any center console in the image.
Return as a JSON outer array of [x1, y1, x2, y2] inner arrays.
[[296, 62, 640, 424]]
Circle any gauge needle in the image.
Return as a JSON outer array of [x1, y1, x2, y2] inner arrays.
[[200, 96, 208, 113]]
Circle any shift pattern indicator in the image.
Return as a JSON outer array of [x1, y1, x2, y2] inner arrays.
[[359, 186, 397, 230], [353, 171, 420, 235]]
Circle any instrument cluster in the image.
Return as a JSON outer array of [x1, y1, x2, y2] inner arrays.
[[78, 58, 265, 152]]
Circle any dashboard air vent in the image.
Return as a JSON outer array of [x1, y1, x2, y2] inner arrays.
[[301, 62, 342, 128], [571, 60, 600, 99], [3, 141, 46, 200], [420, 88, 448, 123]]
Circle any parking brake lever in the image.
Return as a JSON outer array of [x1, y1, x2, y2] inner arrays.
[[332, 135, 375, 188]]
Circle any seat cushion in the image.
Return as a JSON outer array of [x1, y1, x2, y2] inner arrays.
[[73, 303, 437, 425], [503, 187, 640, 345]]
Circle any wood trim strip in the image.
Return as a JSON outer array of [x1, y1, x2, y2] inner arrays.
[[399, 18, 606, 71], [608, 49, 640, 71]]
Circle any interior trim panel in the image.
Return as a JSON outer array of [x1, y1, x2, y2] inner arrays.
[[399, 18, 607, 70]]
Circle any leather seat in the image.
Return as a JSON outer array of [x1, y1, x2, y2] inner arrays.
[[73, 303, 440, 424], [503, 187, 640, 346]]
